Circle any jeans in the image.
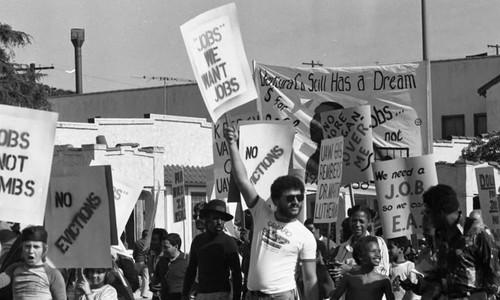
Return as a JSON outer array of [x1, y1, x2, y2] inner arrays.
[[135, 261, 150, 297], [246, 289, 299, 300], [196, 292, 231, 300]]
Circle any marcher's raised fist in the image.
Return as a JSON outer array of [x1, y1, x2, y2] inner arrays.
[[223, 126, 238, 144]]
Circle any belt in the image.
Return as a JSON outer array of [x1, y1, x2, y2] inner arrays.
[[447, 290, 487, 300], [249, 290, 269, 297]]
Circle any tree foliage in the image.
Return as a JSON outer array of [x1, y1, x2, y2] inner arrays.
[[0, 22, 58, 110], [461, 131, 500, 162]]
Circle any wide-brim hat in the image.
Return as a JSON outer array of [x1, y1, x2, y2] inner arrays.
[[199, 199, 233, 221]]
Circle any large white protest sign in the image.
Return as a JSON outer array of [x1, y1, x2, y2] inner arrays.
[[172, 168, 186, 222], [314, 137, 343, 224], [90, 161, 143, 235], [46, 165, 116, 268], [255, 62, 427, 186], [111, 175, 142, 234], [239, 121, 294, 200], [321, 105, 374, 185], [372, 154, 437, 239], [475, 167, 500, 240], [181, 3, 257, 123], [0, 105, 58, 225], [213, 112, 260, 199]]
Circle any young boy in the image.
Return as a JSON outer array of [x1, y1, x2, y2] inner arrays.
[[330, 236, 394, 300], [0, 226, 66, 299], [387, 236, 420, 300]]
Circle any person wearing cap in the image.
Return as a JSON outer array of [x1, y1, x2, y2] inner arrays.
[[224, 126, 318, 300], [181, 199, 242, 300], [0, 225, 66, 299]]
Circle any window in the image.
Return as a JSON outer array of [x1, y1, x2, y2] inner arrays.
[[474, 113, 487, 137], [442, 115, 465, 139]]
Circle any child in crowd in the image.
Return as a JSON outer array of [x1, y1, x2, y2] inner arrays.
[[0, 225, 66, 300], [387, 236, 420, 300], [77, 268, 118, 300], [330, 236, 394, 300]]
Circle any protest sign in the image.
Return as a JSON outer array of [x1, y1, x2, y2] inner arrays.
[[475, 166, 500, 240], [372, 154, 437, 239], [90, 161, 143, 236], [0, 104, 58, 225], [255, 62, 427, 186], [314, 137, 343, 224], [321, 105, 373, 185], [238, 121, 294, 200], [172, 168, 186, 222], [212, 112, 259, 199], [181, 3, 257, 123], [111, 175, 142, 234], [46, 165, 116, 268]]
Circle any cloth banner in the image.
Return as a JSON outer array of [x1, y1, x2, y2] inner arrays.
[[0, 104, 58, 225], [46, 165, 116, 268], [238, 121, 294, 201], [181, 3, 257, 123], [255, 62, 427, 187], [372, 154, 437, 239], [321, 105, 374, 185], [475, 166, 500, 240], [314, 137, 343, 224], [172, 167, 186, 222]]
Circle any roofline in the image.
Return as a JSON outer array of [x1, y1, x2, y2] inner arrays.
[[49, 82, 198, 99]]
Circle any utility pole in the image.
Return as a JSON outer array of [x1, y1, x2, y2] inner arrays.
[[488, 44, 500, 55], [302, 60, 323, 67], [15, 63, 55, 72], [14, 63, 55, 82]]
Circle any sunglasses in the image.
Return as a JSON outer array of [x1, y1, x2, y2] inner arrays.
[[283, 194, 305, 203]]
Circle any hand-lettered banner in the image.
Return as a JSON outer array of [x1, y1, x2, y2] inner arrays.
[[0, 104, 58, 225], [181, 3, 257, 123], [255, 62, 427, 187], [46, 166, 116, 268], [321, 105, 374, 185], [475, 166, 500, 241], [238, 121, 294, 200], [314, 137, 343, 224], [172, 168, 186, 222], [372, 154, 437, 239], [213, 112, 260, 199]]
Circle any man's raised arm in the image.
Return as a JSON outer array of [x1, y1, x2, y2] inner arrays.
[[224, 126, 259, 208]]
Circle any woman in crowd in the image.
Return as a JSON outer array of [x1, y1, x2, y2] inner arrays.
[[76, 268, 118, 300]]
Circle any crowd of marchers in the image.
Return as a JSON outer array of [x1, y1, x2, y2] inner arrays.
[[0, 126, 498, 300]]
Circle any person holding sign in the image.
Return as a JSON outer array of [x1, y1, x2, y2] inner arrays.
[[224, 126, 318, 300], [76, 268, 118, 300], [330, 205, 390, 282], [0, 226, 66, 300], [420, 184, 500, 299], [181, 199, 241, 300]]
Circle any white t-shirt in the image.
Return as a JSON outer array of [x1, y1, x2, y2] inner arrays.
[[247, 198, 316, 294], [390, 261, 420, 300]]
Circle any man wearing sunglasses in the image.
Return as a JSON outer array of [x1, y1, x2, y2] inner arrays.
[[224, 126, 318, 300]]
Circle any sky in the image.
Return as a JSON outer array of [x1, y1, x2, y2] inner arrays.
[[3, 0, 500, 93]]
